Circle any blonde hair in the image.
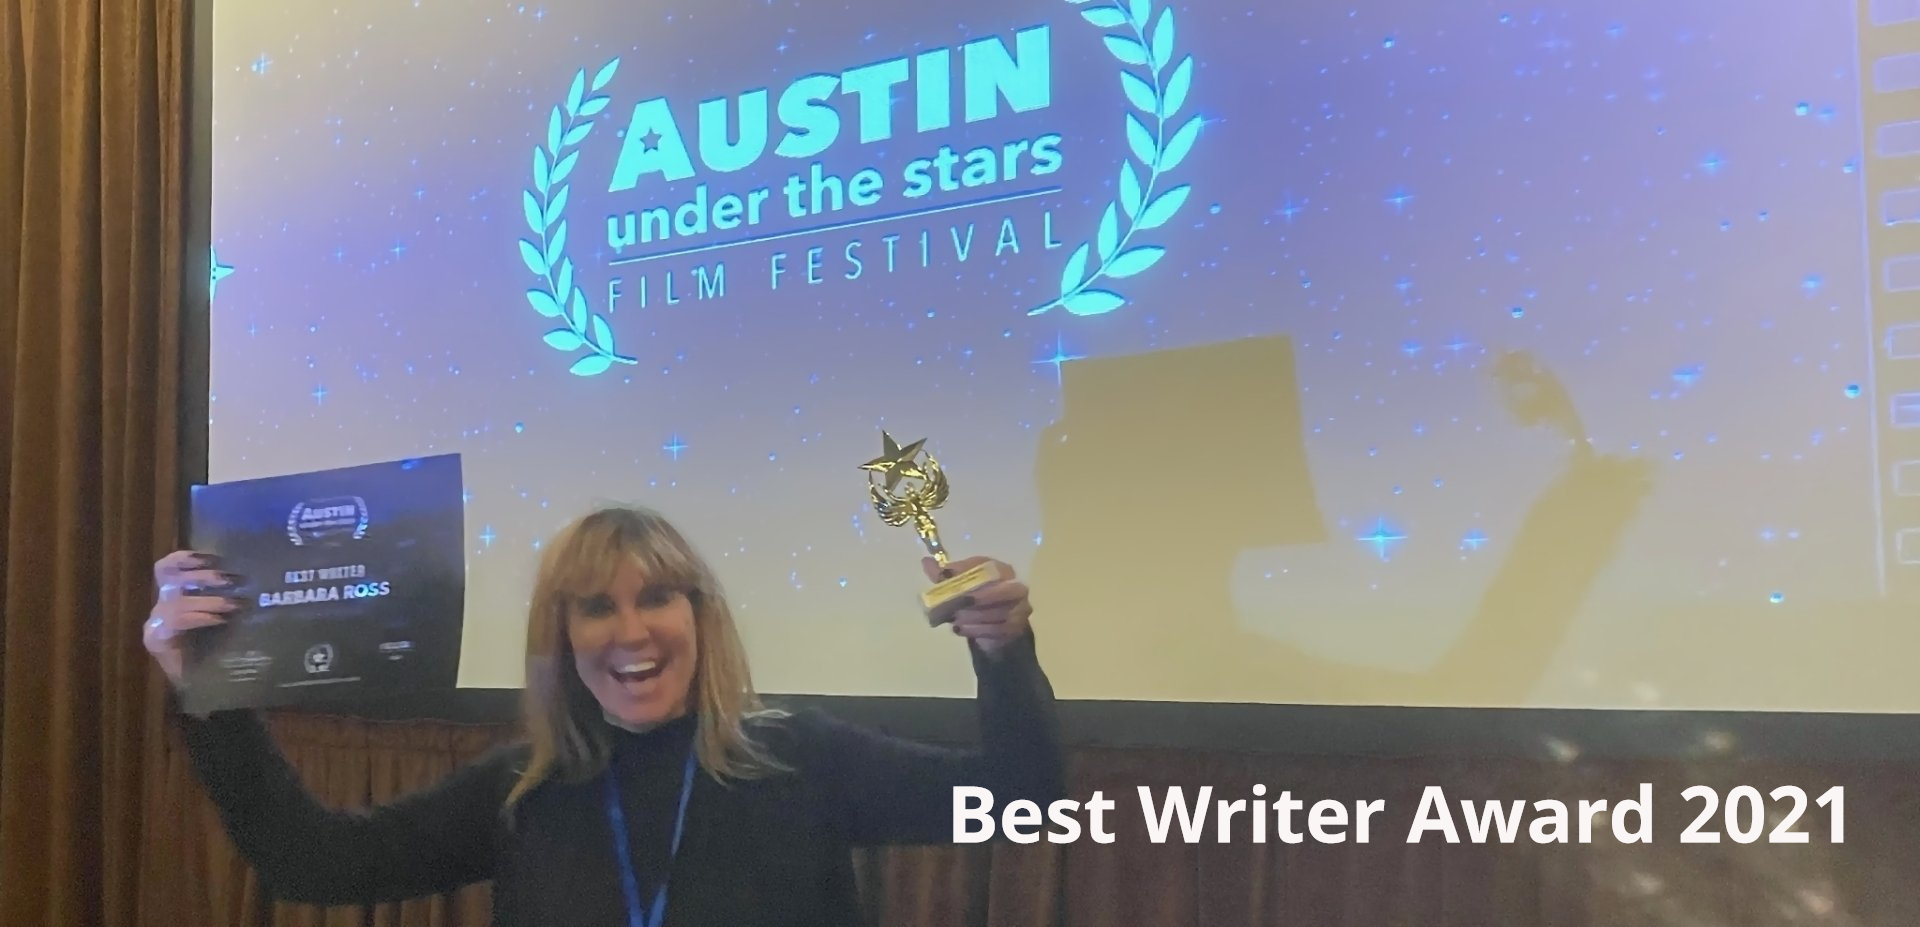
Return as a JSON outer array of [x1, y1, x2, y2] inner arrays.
[[505, 505, 787, 810]]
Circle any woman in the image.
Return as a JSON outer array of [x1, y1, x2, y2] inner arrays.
[[146, 505, 1065, 926]]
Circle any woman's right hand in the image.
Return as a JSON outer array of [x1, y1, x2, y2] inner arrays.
[[145, 550, 241, 685]]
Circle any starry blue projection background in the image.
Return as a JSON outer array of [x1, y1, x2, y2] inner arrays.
[[208, 0, 1920, 710]]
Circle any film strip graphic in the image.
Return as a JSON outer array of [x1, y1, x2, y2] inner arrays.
[[1865, 0, 1920, 591]]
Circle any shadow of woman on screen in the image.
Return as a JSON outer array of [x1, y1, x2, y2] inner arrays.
[[1026, 335, 1654, 705]]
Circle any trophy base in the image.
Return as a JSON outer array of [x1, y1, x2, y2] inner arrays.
[[921, 560, 1011, 626]]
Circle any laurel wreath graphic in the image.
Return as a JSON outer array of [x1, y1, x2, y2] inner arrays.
[[519, 57, 636, 377], [1030, 0, 1199, 317]]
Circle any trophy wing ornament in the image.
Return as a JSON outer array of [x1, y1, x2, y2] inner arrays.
[[917, 454, 949, 509], [856, 430, 1009, 626], [868, 482, 915, 527]]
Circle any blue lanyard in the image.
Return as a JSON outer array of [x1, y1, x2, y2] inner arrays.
[[603, 746, 698, 927]]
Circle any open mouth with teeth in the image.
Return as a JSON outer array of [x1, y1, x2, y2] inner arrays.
[[611, 659, 664, 688]]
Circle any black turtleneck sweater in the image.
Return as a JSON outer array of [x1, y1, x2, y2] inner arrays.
[[174, 633, 1064, 927]]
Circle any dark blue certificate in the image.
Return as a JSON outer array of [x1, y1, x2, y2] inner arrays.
[[179, 454, 466, 714]]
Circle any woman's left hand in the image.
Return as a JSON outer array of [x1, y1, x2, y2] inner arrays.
[[922, 556, 1032, 655]]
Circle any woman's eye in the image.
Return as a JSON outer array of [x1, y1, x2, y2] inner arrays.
[[577, 594, 614, 617], [638, 586, 678, 608]]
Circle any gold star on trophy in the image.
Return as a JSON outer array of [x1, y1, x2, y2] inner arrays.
[[859, 430, 1009, 626], [859, 432, 929, 492]]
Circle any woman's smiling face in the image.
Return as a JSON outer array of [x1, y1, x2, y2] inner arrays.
[[567, 558, 697, 729]]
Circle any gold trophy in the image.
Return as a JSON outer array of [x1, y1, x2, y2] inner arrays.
[[860, 431, 1009, 626]]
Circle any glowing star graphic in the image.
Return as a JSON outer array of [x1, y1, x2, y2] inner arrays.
[[859, 431, 928, 491], [209, 248, 234, 298], [1357, 518, 1407, 561]]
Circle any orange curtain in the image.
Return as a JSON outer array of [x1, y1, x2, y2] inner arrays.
[[0, 0, 191, 923]]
